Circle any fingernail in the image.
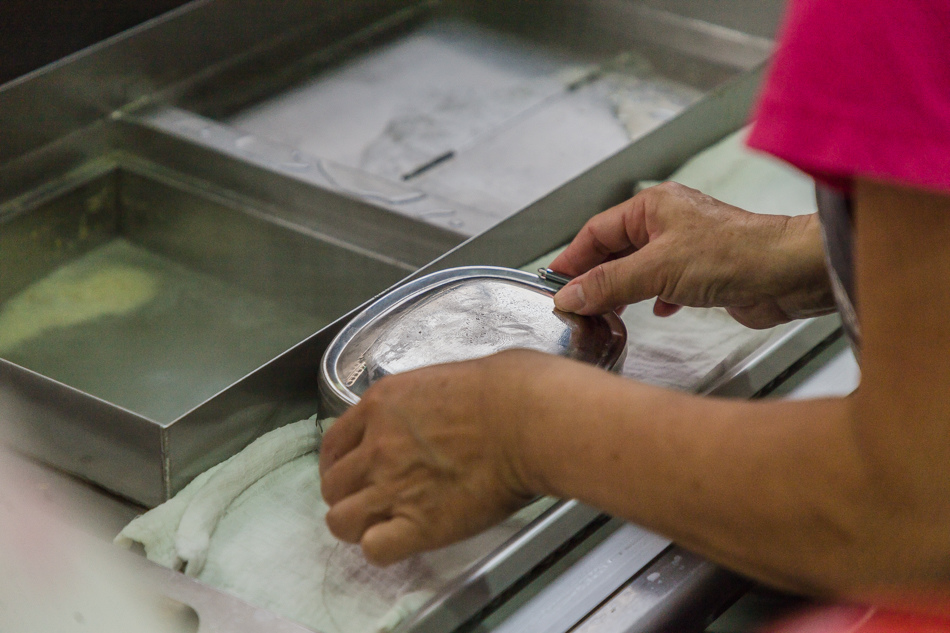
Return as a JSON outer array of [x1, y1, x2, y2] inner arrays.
[[554, 283, 586, 312]]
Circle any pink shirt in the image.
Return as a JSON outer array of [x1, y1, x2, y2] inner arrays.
[[747, 0, 950, 194]]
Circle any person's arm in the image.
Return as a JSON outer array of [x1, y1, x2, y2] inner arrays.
[[529, 178, 950, 595], [319, 180, 950, 598]]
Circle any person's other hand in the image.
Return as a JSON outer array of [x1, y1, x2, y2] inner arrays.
[[549, 182, 834, 329], [318, 350, 545, 566]]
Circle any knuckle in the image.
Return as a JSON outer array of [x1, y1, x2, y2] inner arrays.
[[325, 507, 356, 542], [662, 181, 690, 195], [366, 439, 387, 466], [361, 539, 393, 567], [653, 181, 697, 205], [320, 473, 336, 503], [652, 181, 680, 197], [585, 264, 615, 305], [584, 223, 615, 260]]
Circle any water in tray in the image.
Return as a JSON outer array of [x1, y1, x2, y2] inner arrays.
[[0, 239, 325, 423]]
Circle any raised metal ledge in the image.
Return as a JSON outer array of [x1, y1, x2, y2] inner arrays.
[[127, 107, 503, 238], [704, 314, 843, 398]]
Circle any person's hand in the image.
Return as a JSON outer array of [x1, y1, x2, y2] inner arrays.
[[318, 350, 546, 566], [549, 182, 834, 328]]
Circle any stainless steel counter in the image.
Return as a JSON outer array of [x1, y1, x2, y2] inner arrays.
[[0, 2, 853, 632]]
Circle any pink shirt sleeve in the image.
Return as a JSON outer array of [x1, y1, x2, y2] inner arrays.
[[746, 0, 950, 195]]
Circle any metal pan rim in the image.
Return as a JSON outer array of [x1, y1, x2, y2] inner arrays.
[[319, 266, 626, 416]]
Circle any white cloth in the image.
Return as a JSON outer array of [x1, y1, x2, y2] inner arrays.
[[117, 418, 552, 633]]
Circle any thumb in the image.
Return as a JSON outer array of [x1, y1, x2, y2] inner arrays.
[[553, 251, 661, 315]]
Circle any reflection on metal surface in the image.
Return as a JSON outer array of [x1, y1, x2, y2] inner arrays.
[[136, 107, 499, 236], [224, 11, 737, 223], [572, 548, 746, 633], [361, 279, 616, 380], [488, 523, 670, 633], [775, 338, 859, 401], [703, 315, 842, 398], [537, 268, 573, 288], [317, 159, 427, 205], [391, 501, 606, 633]]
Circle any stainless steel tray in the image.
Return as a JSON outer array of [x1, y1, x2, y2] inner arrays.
[[0, 159, 416, 506], [138, 0, 772, 238]]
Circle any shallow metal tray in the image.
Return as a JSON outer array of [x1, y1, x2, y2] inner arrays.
[[141, 0, 772, 238], [0, 159, 415, 506]]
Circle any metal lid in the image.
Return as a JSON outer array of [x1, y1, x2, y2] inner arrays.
[[319, 266, 626, 415]]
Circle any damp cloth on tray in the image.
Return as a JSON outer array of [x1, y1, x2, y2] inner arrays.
[[117, 417, 553, 633], [523, 126, 818, 392]]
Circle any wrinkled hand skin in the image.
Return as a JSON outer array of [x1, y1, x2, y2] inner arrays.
[[550, 182, 835, 328], [319, 351, 542, 566]]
